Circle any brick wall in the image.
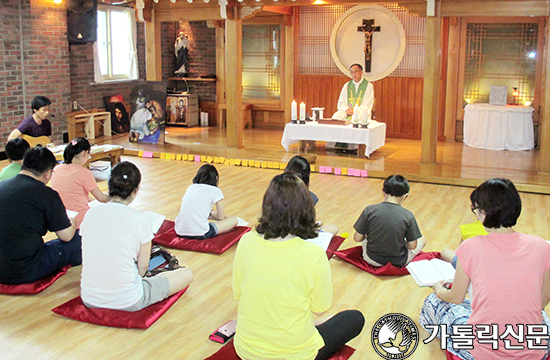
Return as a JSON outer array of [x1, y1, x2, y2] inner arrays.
[[0, 0, 146, 150], [0, 0, 71, 147]]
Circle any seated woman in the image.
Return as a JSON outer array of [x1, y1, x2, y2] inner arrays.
[[419, 178, 550, 360], [233, 173, 364, 360], [284, 155, 319, 205], [80, 162, 193, 311], [50, 138, 110, 227]]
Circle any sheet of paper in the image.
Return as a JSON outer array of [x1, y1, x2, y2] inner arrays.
[[145, 211, 166, 234], [66, 209, 79, 219], [88, 200, 101, 207], [236, 217, 249, 227], [304, 232, 333, 251]]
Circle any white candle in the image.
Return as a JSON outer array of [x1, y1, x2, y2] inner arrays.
[[299, 102, 306, 120], [291, 100, 297, 120], [361, 106, 369, 123], [352, 105, 360, 123]]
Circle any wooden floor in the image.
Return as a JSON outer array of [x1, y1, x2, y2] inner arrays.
[[101, 126, 550, 194], [1, 128, 550, 360]]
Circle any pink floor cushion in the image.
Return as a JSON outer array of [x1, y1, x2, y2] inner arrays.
[[326, 235, 345, 259], [333, 246, 441, 276], [0, 265, 70, 295], [446, 350, 462, 360], [152, 220, 251, 254], [204, 339, 355, 360], [51, 287, 188, 329]]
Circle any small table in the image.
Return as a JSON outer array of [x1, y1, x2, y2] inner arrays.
[[54, 145, 124, 167], [281, 121, 386, 158], [463, 104, 534, 150]]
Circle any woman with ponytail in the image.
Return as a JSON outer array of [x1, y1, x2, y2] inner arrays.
[[50, 137, 110, 227], [80, 161, 193, 311]]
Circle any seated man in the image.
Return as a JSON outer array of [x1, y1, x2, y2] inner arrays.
[[0, 138, 30, 182], [352, 175, 426, 267], [0, 147, 81, 285], [7, 96, 52, 142]]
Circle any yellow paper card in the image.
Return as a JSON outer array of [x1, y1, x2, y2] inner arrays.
[[342, 168, 348, 175], [242, 160, 249, 167], [254, 161, 261, 168], [279, 163, 286, 170], [138, 151, 144, 157]]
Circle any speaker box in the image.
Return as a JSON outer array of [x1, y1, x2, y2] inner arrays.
[[67, 0, 97, 44]]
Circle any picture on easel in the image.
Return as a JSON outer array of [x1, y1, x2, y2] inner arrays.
[[128, 81, 167, 145]]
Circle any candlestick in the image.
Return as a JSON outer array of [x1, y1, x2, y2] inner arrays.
[[352, 105, 360, 123], [291, 100, 297, 120], [299, 102, 306, 120]]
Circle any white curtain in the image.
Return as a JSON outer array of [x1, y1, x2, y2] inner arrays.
[[93, 41, 104, 83]]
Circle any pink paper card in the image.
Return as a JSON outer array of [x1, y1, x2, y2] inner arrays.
[[319, 166, 326, 173], [354, 169, 361, 177], [142, 151, 153, 158], [194, 155, 201, 162], [347, 168, 354, 176], [361, 170, 368, 178], [334, 168, 341, 175], [326, 167, 332, 174]]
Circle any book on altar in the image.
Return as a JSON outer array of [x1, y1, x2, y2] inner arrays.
[[406, 258, 455, 287]]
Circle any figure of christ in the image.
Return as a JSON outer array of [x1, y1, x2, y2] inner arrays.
[[357, 19, 380, 73]]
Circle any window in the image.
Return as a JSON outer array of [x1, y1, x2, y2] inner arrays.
[[94, 5, 138, 82]]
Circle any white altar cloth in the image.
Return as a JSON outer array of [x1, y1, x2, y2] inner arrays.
[[463, 104, 534, 151], [281, 121, 386, 157]]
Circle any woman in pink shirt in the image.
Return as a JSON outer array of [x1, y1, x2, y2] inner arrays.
[[50, 138, 110, 227], [419, 178, 550, 360]]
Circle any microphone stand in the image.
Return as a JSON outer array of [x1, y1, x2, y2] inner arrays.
[[50, 114, 88, 140]]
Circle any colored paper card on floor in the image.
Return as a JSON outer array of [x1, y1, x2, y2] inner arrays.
[[213, 157, 220, 163], [279, 163, 286, 170], [342, 168, 348, 175], [187, 154, 194, 161], [234, 159, 242, 166], [176, 154, 182, 161], [142, 151, 154, 158], [361, 170, 368, 178], [201, 156, 206, 162], [224, 159, 231, 165], [335, 168, 341, 175], [319, 166, 326, 173], [220, 157, 226, 163], [347, 168, 354, 176], [267, 162, 274, 168], [194, 155, 201, 162], [207, 156, 213, 163], [311, 165, 316, 172], [261, 161, 268, 168], [354, 169, 361, 177], [169, 154, 176, 160], [138, 151, 144, 157], [182, 154, 188, 161], [254, 161, 261, 168], [326, 167, 333, 174], [242, 160, 248, 167]]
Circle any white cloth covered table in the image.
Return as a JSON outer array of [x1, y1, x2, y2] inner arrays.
[[281, 121, 386, 157], [463, 104, 534, 151]]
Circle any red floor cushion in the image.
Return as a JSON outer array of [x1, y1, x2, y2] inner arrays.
[[0, 265, 70, 295], [204, 339, 355, 360], [333, 246, 441, 275], [326, 235, 345, 260], [152, 220, 251, 254], [51, 287, 188, 329]]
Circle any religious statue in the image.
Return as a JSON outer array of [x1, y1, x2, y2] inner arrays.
[[174, 32, 189, 76], [357, 19, 380, 73]]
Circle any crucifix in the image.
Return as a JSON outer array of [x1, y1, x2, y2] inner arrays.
[[357, 19, 381, 73]]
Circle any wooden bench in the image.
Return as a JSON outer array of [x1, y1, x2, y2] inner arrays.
[[217, 103, 253, 129], [66, 110, 111, 140]]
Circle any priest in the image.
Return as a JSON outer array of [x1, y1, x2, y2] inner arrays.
[[331, 63, 374, 121]]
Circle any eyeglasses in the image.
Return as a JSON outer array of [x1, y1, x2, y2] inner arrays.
[[470, 205, 480, 214]]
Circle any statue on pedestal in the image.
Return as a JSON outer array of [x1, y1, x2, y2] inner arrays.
[[174, 32, 189, 76]]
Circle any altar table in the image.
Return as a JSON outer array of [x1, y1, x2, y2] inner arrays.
[[463, 104, 534, 151], [281, 121, 386, 158]]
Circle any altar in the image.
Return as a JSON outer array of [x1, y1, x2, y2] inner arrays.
[[463, 104, 534, 151], [281, 121, 386, 158]]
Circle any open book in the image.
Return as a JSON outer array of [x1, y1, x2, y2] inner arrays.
[[406, 258, 455, 287]]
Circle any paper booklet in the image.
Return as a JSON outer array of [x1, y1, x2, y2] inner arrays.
[[406, 258, 456, 287], [305, 232, 333, 252], [145, 211, 166, 234]]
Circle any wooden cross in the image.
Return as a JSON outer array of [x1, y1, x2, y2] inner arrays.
[[357, 19, 381, 73]]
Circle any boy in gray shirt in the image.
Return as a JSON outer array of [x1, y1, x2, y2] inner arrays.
[[353, 175, 426, 267]]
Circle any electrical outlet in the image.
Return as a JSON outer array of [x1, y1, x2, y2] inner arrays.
[[73, 101, 78, 110]]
